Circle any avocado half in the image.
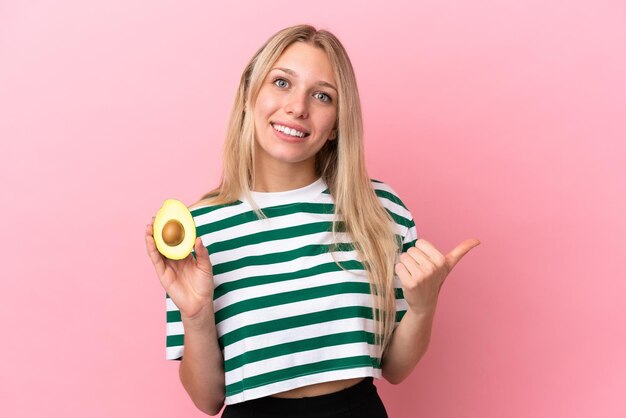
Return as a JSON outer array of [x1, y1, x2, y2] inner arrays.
[[153, 199, 196, 260]]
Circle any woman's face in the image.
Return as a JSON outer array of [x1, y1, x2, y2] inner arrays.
[[252, 42, 338, 179]]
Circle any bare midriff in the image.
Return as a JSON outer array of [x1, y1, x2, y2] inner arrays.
[[269, 377, 365, 399]]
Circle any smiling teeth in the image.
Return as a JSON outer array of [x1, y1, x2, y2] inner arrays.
[[272, 124, 307, 138]]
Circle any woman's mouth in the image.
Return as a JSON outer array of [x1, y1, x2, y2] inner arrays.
[[271, 123, 310, 138]]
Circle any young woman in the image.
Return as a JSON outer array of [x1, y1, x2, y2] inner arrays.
[[145, 24, 479, 417]]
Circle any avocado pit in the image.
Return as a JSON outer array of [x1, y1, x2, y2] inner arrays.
[[162, 219, 185, 246]]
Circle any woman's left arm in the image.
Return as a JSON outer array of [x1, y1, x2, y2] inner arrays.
[[381, 238, 480, 384]]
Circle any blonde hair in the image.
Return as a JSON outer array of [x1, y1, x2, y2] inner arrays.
[[197, 25, 402, 358]]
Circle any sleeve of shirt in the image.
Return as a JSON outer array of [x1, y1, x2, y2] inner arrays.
[[165, 202, 216, 361], [395, 208, 417, 325], [164, 219, 202, 361], [164, 200, 235, 361], [370, 179, 419, 326], [165, 292, 184, 360]]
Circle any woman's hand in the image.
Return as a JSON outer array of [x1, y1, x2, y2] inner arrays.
[[145, 218, 215, 322], [395, 238, 480, 316]]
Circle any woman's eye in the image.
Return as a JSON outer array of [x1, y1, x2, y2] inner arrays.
[[274, 78, 289, 88], [314, 92, 331, 103]]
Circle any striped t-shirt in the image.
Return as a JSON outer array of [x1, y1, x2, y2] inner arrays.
[[165, 177, 418, 405]]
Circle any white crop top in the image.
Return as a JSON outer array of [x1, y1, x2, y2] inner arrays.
[[165, 177, 418, 405]]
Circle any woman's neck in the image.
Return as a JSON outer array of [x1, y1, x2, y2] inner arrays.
[[252, 172, 320, 192]]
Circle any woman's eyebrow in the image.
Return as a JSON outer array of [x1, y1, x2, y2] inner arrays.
[[272, 67, 337, 92]]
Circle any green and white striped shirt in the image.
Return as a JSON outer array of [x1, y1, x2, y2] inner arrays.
[[165, 177, 418, 405]]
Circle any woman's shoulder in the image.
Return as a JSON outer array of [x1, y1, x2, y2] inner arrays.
[[369, 178, 418, 244], [369, 178, 411, 211], [189, 196, 244, 215]]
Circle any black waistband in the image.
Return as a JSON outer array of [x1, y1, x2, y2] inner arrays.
[[226, 377, 378, 415]]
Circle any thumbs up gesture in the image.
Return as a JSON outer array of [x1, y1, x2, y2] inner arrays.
[[395, 238, 480, 316]]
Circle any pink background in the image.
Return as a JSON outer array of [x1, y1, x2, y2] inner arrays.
[[1, 0, 625, 417]]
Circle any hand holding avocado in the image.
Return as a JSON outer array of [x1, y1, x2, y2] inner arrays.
[[145, 200, 214, 321]]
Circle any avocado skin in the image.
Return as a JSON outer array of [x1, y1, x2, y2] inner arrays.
[[153, 199, 197, 260]]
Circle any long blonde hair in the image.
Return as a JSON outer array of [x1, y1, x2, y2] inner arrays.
[[197, 25, 402, 358]]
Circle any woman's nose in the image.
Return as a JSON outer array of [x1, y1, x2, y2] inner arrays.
[[284, 90, 308, 118]]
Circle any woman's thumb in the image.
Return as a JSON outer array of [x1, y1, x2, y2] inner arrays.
[[193, 237, 213, 275]]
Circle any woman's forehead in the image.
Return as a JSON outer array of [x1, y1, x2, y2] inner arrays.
[[271, 42, 336, 85]]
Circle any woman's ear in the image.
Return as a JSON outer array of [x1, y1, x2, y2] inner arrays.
[[329, 129, 337, 141]]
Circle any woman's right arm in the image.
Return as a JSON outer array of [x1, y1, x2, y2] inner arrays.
[[145, 220, 225, 415], [178, 305, 225, 415]]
